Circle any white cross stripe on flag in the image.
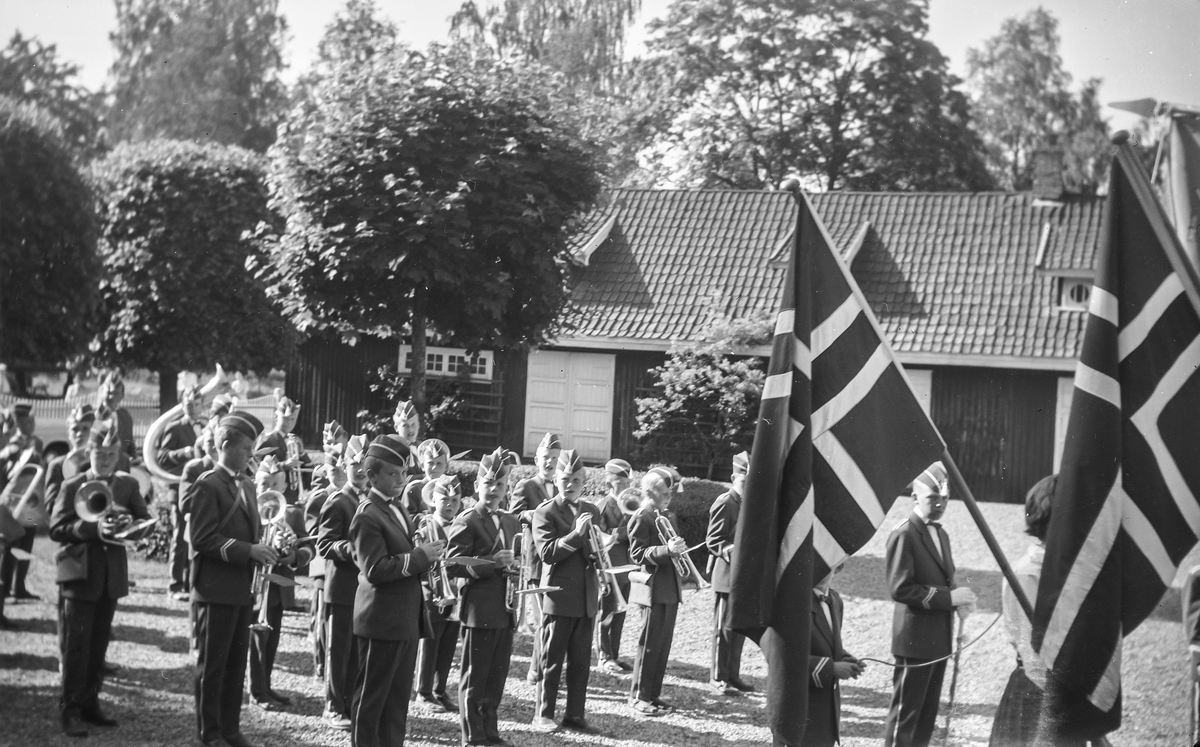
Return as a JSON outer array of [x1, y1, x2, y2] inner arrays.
[[1032, 145, 1200, 742]]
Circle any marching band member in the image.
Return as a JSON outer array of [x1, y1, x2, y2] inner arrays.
[[306, 447, 346, 680], [415, 475, 463, 713], [512, 432, 560, 683], [1, 402, 44, 602], [176, 425, 218, 604], [44, 404, 95, 517], [311, 420, 348, 495], [532, 448, 602, 734], [188, 412, 278, 747], [157, 385, 205, 600], [248, 456, 313, 712], [883, 461, 977, 747], [94, 372, 135, 470], [627, 467, 688, 716], [350, 434, 445, 747], [255, 391, 307, 505], [393, 400, 421, 446], [446, 447, 520, 747], [706, 451, 752, 695], [316, 434, 367, 731], [50, 422, 153, 737], [403, 438, 450, 517], [808, 562, 864, 747], [593, 458, 634, 674]]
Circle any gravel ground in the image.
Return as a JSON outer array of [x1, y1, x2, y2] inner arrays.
[[0, 500, 1191, 746]]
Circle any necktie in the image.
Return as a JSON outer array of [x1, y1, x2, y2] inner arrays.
[[814, 591, 832, 628], [927, 521, 944, 560]]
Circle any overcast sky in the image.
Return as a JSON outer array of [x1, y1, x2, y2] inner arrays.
[[3, 0, 1198, 133]]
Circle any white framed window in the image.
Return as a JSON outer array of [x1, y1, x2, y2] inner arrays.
[[399, 346, 493, 381], [1058, 278, 1092, 311]]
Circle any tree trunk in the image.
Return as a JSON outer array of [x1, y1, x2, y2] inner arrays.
[[158, 364, 179, 413], [410, 285, 428, 428]]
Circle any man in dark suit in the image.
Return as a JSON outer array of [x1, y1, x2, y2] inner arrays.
[[808, 563, 864, 747], [446, 447, 521, 747], [415, 475, 463, 713], [158, 385, 204, 598], [883, 461, 977, 747], [350, 434, 445, 747], [593, 458, 633, 674], [706, 451, 751, 696], [189, 412, 278, 747], [531, 448, 602, 733], [511, 432, 560, 683], [50, 423, 153, 737], [627, 467, 688, 716], [315, 435, 366, 731]]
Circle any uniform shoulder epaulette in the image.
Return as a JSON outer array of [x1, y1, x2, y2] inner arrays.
[[891, 518, 910, 533]]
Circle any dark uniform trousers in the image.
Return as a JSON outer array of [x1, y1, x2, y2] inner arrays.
[[61, 592, 117, 713], [417, 616, 460, 697], [538, 614, 594, 720], [169, 492, 190, 592], [597, 590, 626, 662], [248, 586, 284, 699], [711, 592, 745, 683], [195, 602, 253, 742], [1, 526, 36, 596], [326, 602, 357, 717], [353, 637, 418, 747], [460, 627, 514, 744], [885, 657, 947, 747], [631, 602, 677, 702]]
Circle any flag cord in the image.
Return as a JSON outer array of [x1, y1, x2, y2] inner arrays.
[[855, 611, 1003, 669]]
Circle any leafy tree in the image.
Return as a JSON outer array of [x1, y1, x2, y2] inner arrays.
[[256, 45, 602, 417], [634, 304, 771, 478], [966, 8, 1110, 193], [356, 365, 470, 441], [0, 32, 106, 158], [640, 0, 994, 191], [0, 96, 98, 365], [108, 0, 288, 152], [90, 139, 293, 409]]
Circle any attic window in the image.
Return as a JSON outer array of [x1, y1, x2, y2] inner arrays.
[[1058, 278, 1092, 311]]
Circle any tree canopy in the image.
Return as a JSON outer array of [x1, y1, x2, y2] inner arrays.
[[0, 32, 106, 159], [639, 0, 994, 191], [258, 44, 602, 410], [0, 95, 98, 365], [966, 7, 1110, 193], [108, 0, 288, 152], [90, 139, 292, 406]]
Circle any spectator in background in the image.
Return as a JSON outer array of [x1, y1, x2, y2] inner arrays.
[[1, 403, 45, 602], [95, 372, 135, 469], [988, 474, 1056, 747]]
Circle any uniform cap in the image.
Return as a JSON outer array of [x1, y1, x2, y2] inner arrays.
[[731, 451, 750, 476], [323, 420, 348, 445], [88, 421, 120, 449], [68, 404, 96, 426], [181, 385, 200, 405], [366, 434, 411, 467], [429, 474, 462, 501], [536, 432, 563, 455], [416, 438, 450, 462], [648, 465, 677, 491], [344, 434, 367, 465], [501, 449, 521, 468], [273, 388, 299, 416], [556, 448, 584, 477], [604, 458, 632, 478], [13, 403, 32, 418], [210, 393, 234, 417], [477, 447, 511, 481], [220, 412, 265, 443], [913, 461, 948, 498], [257, 454, 284, 475]]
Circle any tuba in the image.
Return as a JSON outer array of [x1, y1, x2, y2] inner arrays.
[[143, 365, 227, 482], [1, 446, 45, 527], [655, 513, 711, 590]]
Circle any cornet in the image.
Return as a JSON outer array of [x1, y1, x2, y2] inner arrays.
[[74, 480, 134, 545], [588, 524, 628, 613], [655, 514, 711, 589], [417, 515, 458, 618], [506, 526, 535, 628], [250, 490, 298, 632], [286, 434, 307, 503]]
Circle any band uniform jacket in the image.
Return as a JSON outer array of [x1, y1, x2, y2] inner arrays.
[[592, 494, 632, 576], [706, 487, 740, 593], [318, 485, 361, 602], [157, 418, 201, 478], [350, 489, 432, 641], [44, 452, 87, 518], [261, 504, 312, 607], [886, 511, 957, 659], [179, 456, 215, 516], [50, 471, 150, 601], [446, 503, 522, 629], [188, 466, 262, 606], [808, 589, 850, 747], [627, 505, 683, 606], [417, 515, 456, 625], [305, 484, 337, 578], [533, 497, 601, 619], [511, 475, 555, 516]]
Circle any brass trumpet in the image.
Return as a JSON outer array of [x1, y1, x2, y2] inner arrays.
[[75, 480, 133, 544], [506, 526, 535, 627], [588, 524, 628, 613], [286, 433, 307, 504], [654, 514, 711, 589], [616, 488, 642, 516], [250, 490, 296, 632], [417, 515, 458, 617]]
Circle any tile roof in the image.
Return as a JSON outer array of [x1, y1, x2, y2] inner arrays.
[[567, 188, 1106, 362]]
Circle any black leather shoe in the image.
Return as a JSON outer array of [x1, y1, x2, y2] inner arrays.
[[561, 717, 600, 735], [490, 738, 516, 747], [651, 698, 674, 711], [249, 696, 282, 712], [730, 678, 756, 692], [224, 734, 259, 747], [267, 690, 291, 707], [81, 708, 119, 727], [436, 693, 459, 712], [13, 590, 39, 601], [101, 661, 120, 676], [0, 615, 18, 631], [61, 712, 89, 738]]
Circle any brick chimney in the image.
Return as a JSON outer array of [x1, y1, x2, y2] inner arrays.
[[1032, 144, 1065, 201]]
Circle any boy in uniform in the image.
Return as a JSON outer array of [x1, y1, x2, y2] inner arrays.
[[415, 475, 463, 712], [593, 458, 634, 674], [706, 451, 752, 695]]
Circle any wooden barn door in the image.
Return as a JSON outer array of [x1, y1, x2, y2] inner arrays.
[[930, 367, 1056, 504]]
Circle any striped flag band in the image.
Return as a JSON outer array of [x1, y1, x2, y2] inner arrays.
[[1032, 145, 1200, 740]]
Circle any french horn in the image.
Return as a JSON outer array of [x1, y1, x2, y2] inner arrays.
[[142, 365, 227, 482]]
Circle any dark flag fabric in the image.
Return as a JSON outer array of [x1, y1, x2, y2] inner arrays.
[[1031, 143, 1200, 741], [728, 192, 944, 746]]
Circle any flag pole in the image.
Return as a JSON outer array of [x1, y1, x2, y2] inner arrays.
[[941, 450, 1035, 622]]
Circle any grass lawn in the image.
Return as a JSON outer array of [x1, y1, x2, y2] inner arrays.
[[0, 500, 1191, 746]]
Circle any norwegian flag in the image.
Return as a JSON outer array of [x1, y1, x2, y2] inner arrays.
[[728, 191, 943, 745], [1032, 143, 1200, 740]]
